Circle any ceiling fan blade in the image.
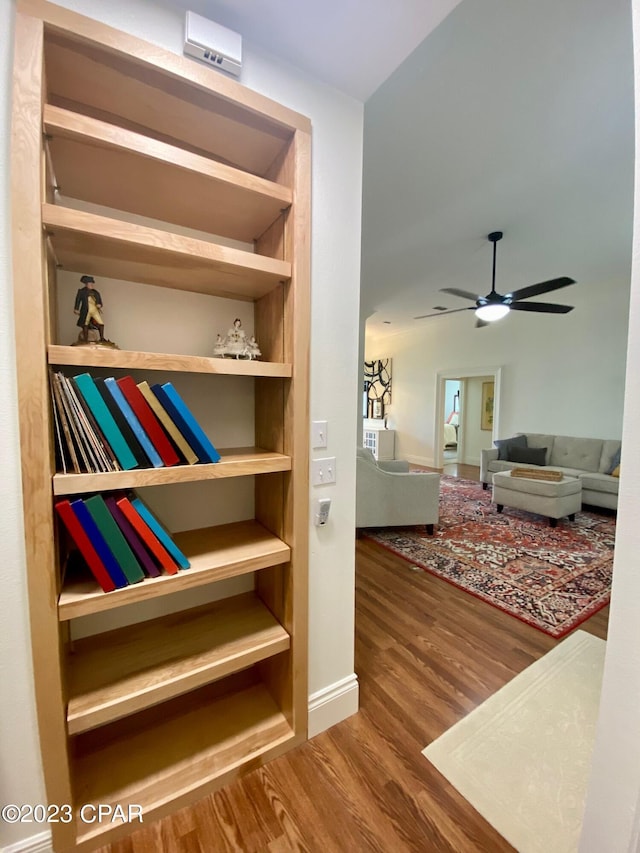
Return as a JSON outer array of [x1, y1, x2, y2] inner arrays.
[[509, 301, 574, 314], [508, 277, 575, 301], [439, 287, 480, 302], [413, 307, 472, 320]]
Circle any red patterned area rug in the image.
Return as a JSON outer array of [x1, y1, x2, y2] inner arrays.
[[363, 476, 615, 638]]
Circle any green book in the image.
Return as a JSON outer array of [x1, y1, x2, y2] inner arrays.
[[72, 373, 138, 471], [84, 494, 145, 584]]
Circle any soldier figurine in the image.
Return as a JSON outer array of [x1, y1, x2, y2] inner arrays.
[[72, 275, 117, 347]]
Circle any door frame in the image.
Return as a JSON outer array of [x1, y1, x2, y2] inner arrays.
[[434, 366, 502, 467]]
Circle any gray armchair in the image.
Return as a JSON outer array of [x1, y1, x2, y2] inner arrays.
[[356, 447, 440, 534]]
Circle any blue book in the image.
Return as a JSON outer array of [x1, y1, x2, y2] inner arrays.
[[131, 497, 190, 570], [150, 382, 221, 464], [104, 377, 164, 469], [72, 374, 137, 471], [70, 499, 129, 588]]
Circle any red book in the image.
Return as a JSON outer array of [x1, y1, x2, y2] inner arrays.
[[115, 496, 179, 575], [116, 376, 180, 467], [55, 499, 116, 592]]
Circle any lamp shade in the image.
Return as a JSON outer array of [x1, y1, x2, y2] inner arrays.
[[475, 303, 510, 322]]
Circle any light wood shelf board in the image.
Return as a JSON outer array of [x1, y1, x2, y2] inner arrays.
[[42, 204, 291, 299], [67, 591, 290, 734], [58, 519, 290, 620], [44, 105, 292, 243], [48, 345, 292, 377], [26, 0, 311, 155], [72, 682, 294, 846], [52, 447, 292, 496]]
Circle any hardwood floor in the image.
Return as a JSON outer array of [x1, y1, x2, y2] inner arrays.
[[98, 468, 609, 853]]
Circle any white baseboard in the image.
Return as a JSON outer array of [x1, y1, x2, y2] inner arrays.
[[1, 831, 52, 853], [308, 673, 359, 738]]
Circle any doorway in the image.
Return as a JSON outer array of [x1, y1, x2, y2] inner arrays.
[[443, 380, 461, 463], [435, 367, 502, 470]]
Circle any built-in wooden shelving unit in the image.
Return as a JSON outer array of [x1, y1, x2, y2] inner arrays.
[[11, 1, 310, 849]]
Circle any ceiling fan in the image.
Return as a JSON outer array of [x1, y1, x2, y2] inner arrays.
[[415, 231, 576, 326]]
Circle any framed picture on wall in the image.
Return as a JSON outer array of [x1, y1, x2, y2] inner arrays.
[[481, 381, 494, 431]]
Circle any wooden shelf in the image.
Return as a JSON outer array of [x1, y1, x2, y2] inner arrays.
[[43, 29, 308, 178], [72, 680, 295, 849], [48, 345, 292, 377], [44, 105, 292, 243], [67, 591, 290, 734], [58, 519, 290, 620], [53, 447, 291, 496], [43, 204, 291, 300]]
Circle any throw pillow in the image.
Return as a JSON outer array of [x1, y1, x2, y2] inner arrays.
[[612, 465, 620, 478], [494, 434, 527, 461], [507, 445, 547, 466], [606, 446, 621, 475]]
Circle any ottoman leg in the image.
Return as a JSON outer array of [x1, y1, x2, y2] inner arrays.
[[482, 483, 489, 490], [549, 518, 558, 528], [568, 513, 575, 521], [426, 524, 434, 536], [496, 504, 503, 513]]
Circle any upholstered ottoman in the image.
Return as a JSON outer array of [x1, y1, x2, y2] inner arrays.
[[491, 470, 582, 527]]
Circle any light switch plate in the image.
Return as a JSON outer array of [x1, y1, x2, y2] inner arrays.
[[312, 456, 336, 486], [312, 420, 328, 449]]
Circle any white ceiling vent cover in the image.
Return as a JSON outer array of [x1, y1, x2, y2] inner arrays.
[[184, 11, 242, 77]]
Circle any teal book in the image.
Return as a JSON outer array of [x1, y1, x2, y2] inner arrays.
[[131, 496, 190, 570], [72, 373, 138, 471], [84, 494, 145, 584]]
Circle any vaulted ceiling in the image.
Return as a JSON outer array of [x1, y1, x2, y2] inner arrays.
[[174, 0, 634, 339], [360, 0, 634, 338]]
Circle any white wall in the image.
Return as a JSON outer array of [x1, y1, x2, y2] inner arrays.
[[366, 277, 629, 467], [0, 0, 363, 847], [462, 376, 494, 466], [578, 1, 640, 848]]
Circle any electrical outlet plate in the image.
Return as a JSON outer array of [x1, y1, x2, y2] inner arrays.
[[312, 456, 336, 486]]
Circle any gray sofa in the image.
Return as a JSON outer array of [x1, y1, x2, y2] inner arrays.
[[480, 433, 620, 510]]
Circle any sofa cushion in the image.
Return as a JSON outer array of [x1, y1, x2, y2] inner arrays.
[[487, 459, 520, 474], [521, 434, 556, 465], [494, 434, 527, 460], [507, 445, 547, 465], [545, 466, 586, 479], [549, 436, 603, 473], [579, 472, 620, 496], [357, 447, 377, 464]]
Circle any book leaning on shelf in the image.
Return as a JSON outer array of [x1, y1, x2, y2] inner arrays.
[[55, 491, 190, 593], [50, 370, 221, 473], [150, 381, 221, 463]]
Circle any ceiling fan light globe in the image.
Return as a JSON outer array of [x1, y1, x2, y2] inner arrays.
[[475, 303, 510, 322]]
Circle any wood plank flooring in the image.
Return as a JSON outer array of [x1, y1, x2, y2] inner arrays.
[[98, 467, 609, 853]]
